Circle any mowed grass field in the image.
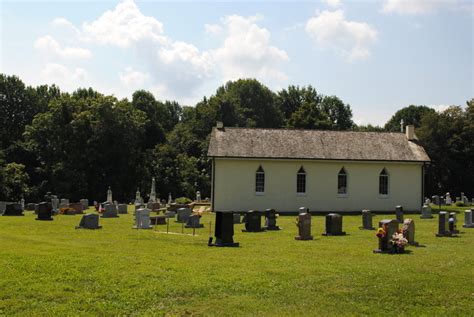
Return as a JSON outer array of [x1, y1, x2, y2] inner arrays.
[[1, 207, 473, 316]]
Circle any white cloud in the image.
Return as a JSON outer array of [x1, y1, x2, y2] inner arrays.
[[324, 0, 342, 8], [51, 17, 80, 34], [40, 63, 88, 89], [82, 0, 167, 47], [213, 15, 289, 83], [205, 23, 223, 35], [428, 104, 451, 112], [34, 35, 92, 59], [305, 10, 377, 61], [119, 67, 150, 87], [382, 0, 457, 15]]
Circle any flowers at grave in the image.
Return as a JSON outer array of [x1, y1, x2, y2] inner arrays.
[[376, 227, 386, 238], [390, 231, 408, 253]]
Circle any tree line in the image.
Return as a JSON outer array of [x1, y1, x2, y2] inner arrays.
[[0, 73, 472, 203]]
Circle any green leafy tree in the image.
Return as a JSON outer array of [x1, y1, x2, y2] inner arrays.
[[1, 162, 29, 201], [385, 105, 436, 132]]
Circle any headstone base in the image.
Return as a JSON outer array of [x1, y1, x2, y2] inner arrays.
[[208, 237, 239, 247], [76, 225, 102, 229], [242, 228, 266, 233], [435, 232, 457, 237], [295, 236, 313, 240], [264, 225, 281, 230], [36, 217, 53, 221], [373, 248, 405, 254], [322, 232, 346, 236], [150, 216, 167, 225], [132, 226, 153, 229], [101, 214, 119, 218], [462, 224, 474, 228]]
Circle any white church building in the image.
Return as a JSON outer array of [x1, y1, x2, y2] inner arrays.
[[207, 124, 430, 213]]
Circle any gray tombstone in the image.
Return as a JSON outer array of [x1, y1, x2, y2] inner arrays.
[[117, 204, 128, 214], [185, 214, 204, 228], [164, 210, 176, 218], [323, 213, 346, 236], [26, 203, 36, 211], [264, 209, 280, 230], [396, 205, 404, 223], [360, 209, 375, 230], [402, 219, 418, 246], [449, 212, 459, 234], [51, 197, 59, 213], [0, 201, 6, 213], [133, 208, 152, 229], [374, 219, 399, 253], [299, 206, 309, 214], [463, 210, 474, 228], [295, 212, 313, 240], [445, 193, 452, 205], [36, 202, 53, 221], [420, 204, 433, 219], [233, 213, 241, 224], [462, 196, 469, 205], [69, 202, 84, 215], [432, 195, 440, 206], [436, 211, 453, 237], [101, 204, 119, 218], [59, 198, 69, 209], [80, 199, 89, 211], [76, 213, 102, 229], [2, 203, 24, 216], [176, 208, 192, 223]]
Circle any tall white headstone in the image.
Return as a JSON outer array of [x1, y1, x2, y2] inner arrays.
[[149, 177, 156, 203], [135, 188, 141, 204], [445, 192, 452, 205], [107, 186, 113, 203]]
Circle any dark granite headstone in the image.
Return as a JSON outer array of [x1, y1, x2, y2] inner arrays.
[[264, 209, 281, 230], [185, 214, 204, 228], [150, 215, 167, 225], [101, 203, 119, 218], [374, 219, 399, 253], [360, 209, 375, 230], [242, 210, 265, 232], [176, 208, 192, 223], [209, 211, 239, 247], [463, 210, 474, 228], [396, 205, 404, 223], [323, 213, 346, 236], [233, 213, 241, 224], [295, 212, 313, 240], [26, 203, 36, 211], [36, 202, 53, 221], [69, 202, 84, 215], [76, 213, 102, 229], [436, 211, 454, 237], [117, 204, 128, 214], [2, 203, 24, 216]]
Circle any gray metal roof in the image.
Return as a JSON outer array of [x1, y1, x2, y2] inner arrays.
[[207, 127, 430, 162]]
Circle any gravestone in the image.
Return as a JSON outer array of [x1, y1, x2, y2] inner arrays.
[[147, 202, 161, 212], [34, 204, 39, 214], [463, 210, 474, 228], [432, 195, 440, 206], [295, 212, 313, 240], [80, 199, 89, 211], [20, 198, 25, 209], [59, 199, 69, 209], [396, 205, 404, 223], [402, 219, 418, 246], [374, 219, 399, 253], [185, 214, 204, 228], [436, 211, 454, 237], [0, 201, 6, 213], [36, 202, 53, 221], [164, 210, 176, 218], [117, 204, 128, 214], [449, 212, 459, 234], [425, 198, 431, 205], [462, 196, 469, 205], [2, 203, 24, 216], [445, 193, 452, 205], [135, 189, 142, 205], [196, 191, 201, 202], [242, 210, 265, 232], [149, 177, 157, 203], [299, 207, 309, 214], [176, 208, 192, 223], [420, 204, 433, 219], [360, 209, 375, 230], [323, 213, 346, 236], [150, 215, 167, 225], [51, 197, 59, 213], [26, 203, 36, 211], [107, 186, 113, 203], [209, 211, 239, 247], [233, 213, 241, 224], [69, 202, 84, 214], [133, 208, 152, 229], [264, 209, 280, 230], [455, 197, 461, 204], [76, 213, 102, 229], [101, 204, 119, 218]]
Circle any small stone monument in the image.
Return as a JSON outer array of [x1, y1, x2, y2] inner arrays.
[[420, 204, 433, 219], [208, 211, 239, 247], [51, 196, 59, 213], [135, 189, 142, 205], [26, 203, 36, 211], [76, 213, 102, 229], [233, 213, 241, 224], [374, 219, 399, 253], [242, 210, 265, 232], [176, 208, 192, 223], [133, 208, 152, 229], [168, 193, 172, 205], [36, 202, 53, 221], [295, 212, 313, 240], [107, 186, 113, 203], [299, 207, 309, 214], [264, 209, 280, 230], [20, 198, 25, 209], [101, 203, 119, 218], [117, 204, 128, 214], [445, 192, 452, 205], [402, 219, 419, 246], [185, 213, 204, 228], [432, 195, 440, 206], [463, 210, 474, 228], [147, 202, 161, 212], [360, 209, 375, 230], [396, 205, 404, 223], [149, 177, 157, 203], [436, 211, 455, 237], [150, 215, 167, 225], [2, 203, 24, 216], [69, 202, 84, 214], [322, 213, 346, 236], [59, 198, 69, 209], [165, 210, 176, 218], [80, 199, 89, 211], [0, 201, 6, 213], [195, 191, 201, 202], [448, 212, 459, 234]]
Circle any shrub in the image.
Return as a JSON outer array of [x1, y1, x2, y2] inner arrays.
[[175, 197, 192, 204], [455, 201, 465, 207]]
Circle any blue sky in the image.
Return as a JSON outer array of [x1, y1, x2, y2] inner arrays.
[[1, 0, 472, 125]]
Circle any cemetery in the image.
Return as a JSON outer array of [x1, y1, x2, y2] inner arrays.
[[1, 200, 473, 316]]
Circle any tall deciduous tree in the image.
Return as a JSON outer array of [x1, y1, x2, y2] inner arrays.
[[384, 105, 435, 132]]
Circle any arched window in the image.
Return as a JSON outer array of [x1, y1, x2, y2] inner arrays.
[[297, 166, 306, 194], [379, 168, 389, 195], [337, 167, 347, 195], [255, 165, 265, 193]]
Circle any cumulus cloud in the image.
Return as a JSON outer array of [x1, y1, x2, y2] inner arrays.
[[324, 0, 342, 8], [213, 15, 289, 82], [34, 35, 92, 59], [40, 63, 88, 90], [382, 0, 458, 15], [305, 10, 377, 61], [205, 23, 223, 35], [51, 17, 80, 34], [119, 67, 150, 87]]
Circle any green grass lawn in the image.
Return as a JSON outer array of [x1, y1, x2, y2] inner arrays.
[[1, 209, 473, 316]]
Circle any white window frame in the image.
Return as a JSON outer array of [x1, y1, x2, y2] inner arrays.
[[337, 167, 348, 197], [296, 166, 307, 196], [255, 165, 265, 195]]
